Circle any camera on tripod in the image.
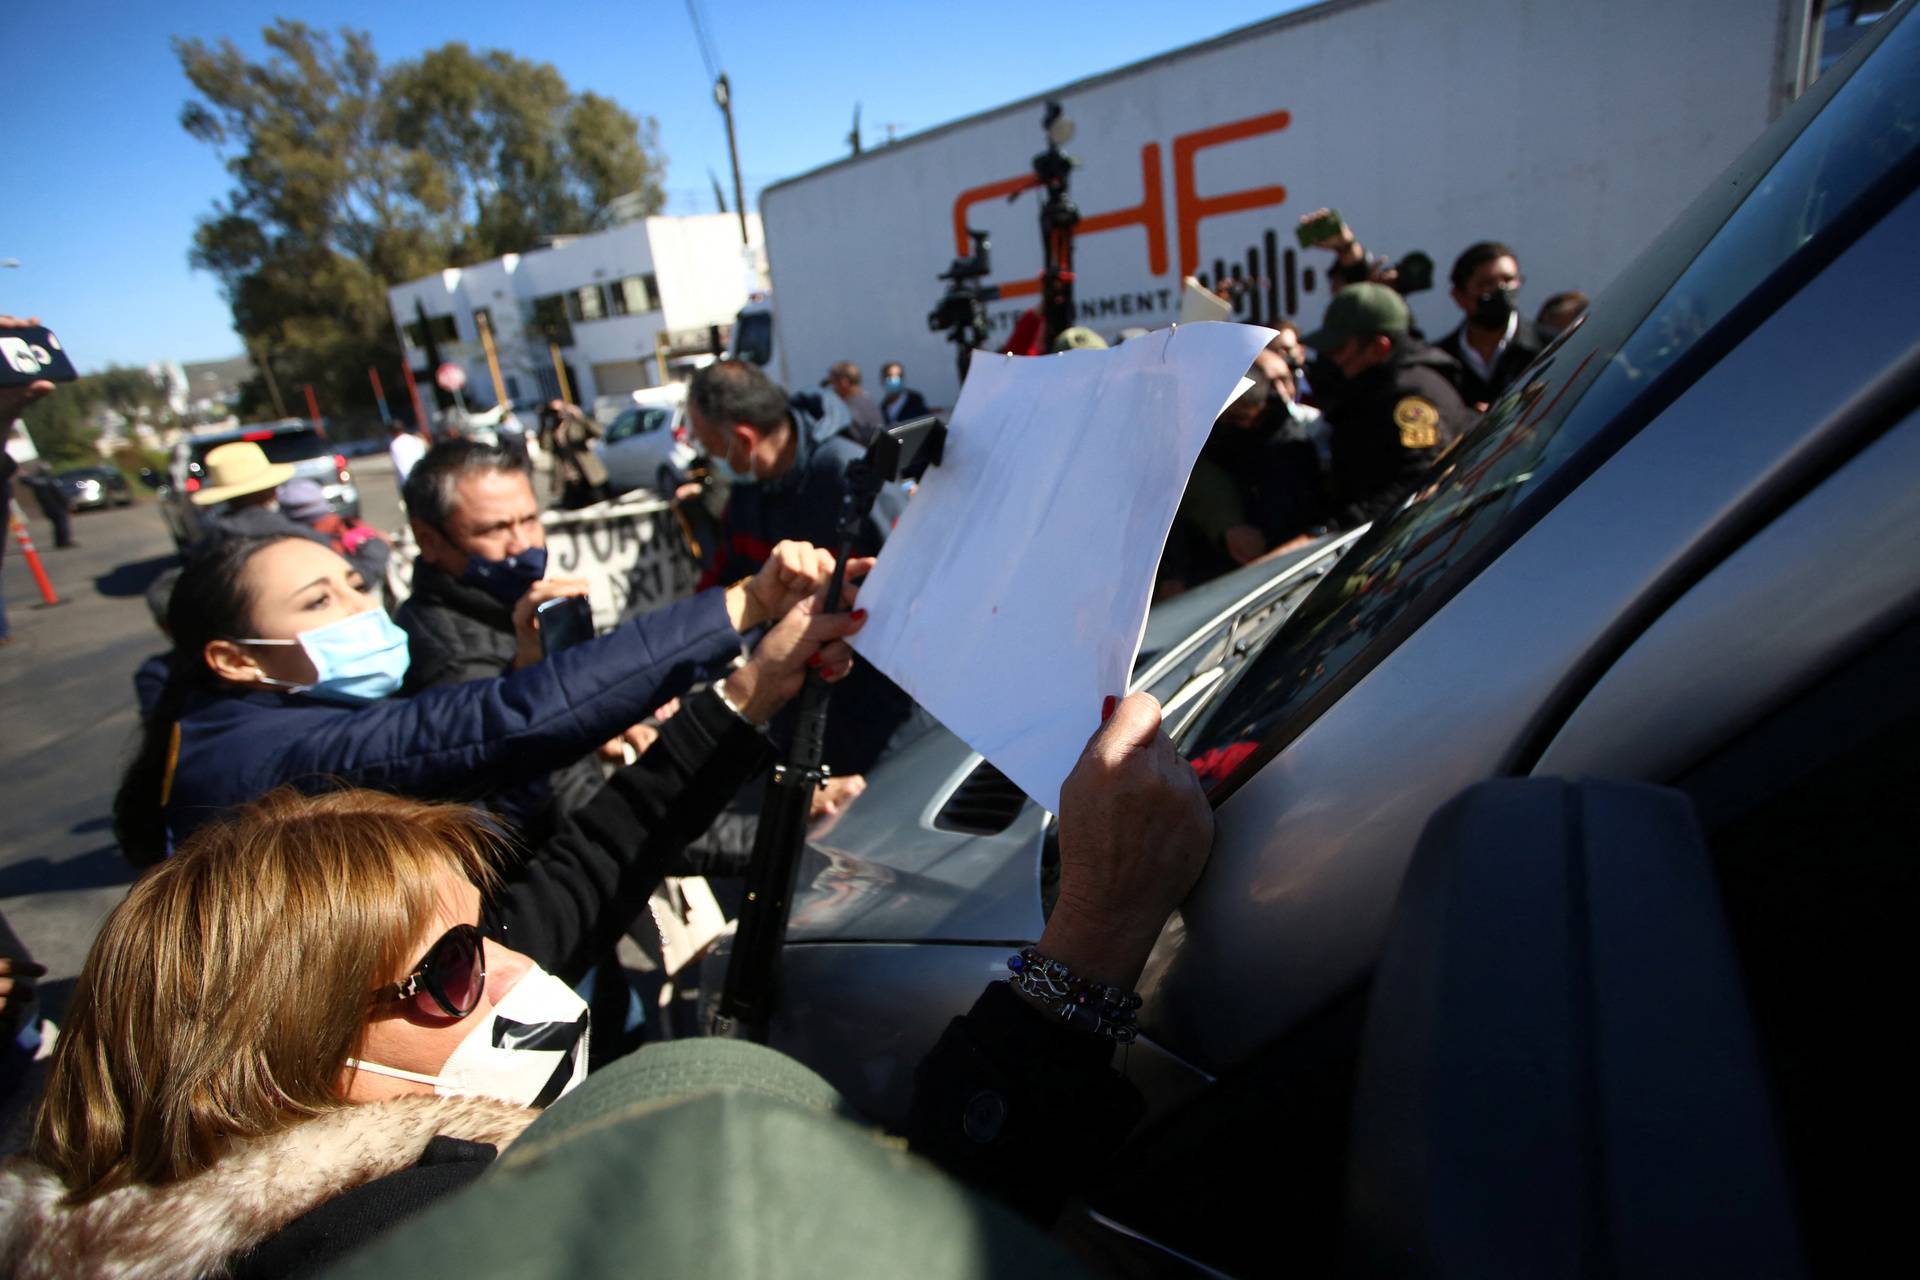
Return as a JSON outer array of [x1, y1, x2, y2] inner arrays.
[[928, 229, 996, 333]]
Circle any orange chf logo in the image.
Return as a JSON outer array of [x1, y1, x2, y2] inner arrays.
[[951, 109, 1292, 300]]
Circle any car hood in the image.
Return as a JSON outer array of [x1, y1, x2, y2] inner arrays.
[[784, 537, 1359, 946]]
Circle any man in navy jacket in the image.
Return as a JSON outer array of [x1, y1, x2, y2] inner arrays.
[[686, 360, 925, 776]]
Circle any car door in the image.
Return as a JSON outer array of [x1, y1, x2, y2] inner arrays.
[[595, 409, 644, 494]]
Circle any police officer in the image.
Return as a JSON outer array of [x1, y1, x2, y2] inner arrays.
[[1303, 284, 1475, 530]]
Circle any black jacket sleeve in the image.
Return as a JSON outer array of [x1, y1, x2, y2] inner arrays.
[[907, 980, 1147, 1225], [493, 688, 771, 983], [1330, 443, 1443, 531]]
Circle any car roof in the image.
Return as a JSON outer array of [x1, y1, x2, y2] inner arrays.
[[190, 419, 315, 447]]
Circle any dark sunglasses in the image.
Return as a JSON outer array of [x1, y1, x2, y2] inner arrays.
[[378, 923, 487, 1019]]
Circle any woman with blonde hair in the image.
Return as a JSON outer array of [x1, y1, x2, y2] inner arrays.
[[1, 691, 1218, 1277], [5, 768, 763, 1271], [3, 564, 868, 1274]]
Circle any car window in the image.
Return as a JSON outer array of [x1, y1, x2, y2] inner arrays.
[[605, 410, 640, 443], [1180, 11, 1920, 798], [190, 428, 333, 470]]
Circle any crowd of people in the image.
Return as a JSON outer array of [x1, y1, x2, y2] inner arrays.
[[1159, 211, 1585, 598], [0, 209, 1581, 1273]]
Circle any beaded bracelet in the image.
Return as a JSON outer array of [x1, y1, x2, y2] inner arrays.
[[1005, 947, 1143, 1044]]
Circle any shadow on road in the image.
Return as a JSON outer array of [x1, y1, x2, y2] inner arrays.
[[0, 846, 135, 898], [94, 554, 181, 600], [68, 816, 112, 836]]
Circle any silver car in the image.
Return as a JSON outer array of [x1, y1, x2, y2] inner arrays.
[[158, 420, 361, 550], [596, 400, 699, 498], [694, 12, 1919, 1271]]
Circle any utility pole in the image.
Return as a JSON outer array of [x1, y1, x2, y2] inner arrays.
[[714, 74, 749, 245]]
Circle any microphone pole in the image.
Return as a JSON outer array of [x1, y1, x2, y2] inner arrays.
[[712, 414, 947, 1042]]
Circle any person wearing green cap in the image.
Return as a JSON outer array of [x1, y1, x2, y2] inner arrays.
[[1302, 283, 1475, 529]]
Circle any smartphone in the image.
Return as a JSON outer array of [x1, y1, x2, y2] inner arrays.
[[1294, 209, 1346, 251], [537, 595, 595, 658], [0, 324, 79, 387]]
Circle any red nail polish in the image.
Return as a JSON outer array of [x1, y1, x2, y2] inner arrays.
[[1100, 696, 1116, 723], [806, 654, 822, 668], [850, 609, 868, 622]]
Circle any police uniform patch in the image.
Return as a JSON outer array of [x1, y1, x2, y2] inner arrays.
[[1394, 397, 1441, 449]]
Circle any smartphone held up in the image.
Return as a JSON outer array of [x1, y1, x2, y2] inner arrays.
[[0, 323, 78, 388]]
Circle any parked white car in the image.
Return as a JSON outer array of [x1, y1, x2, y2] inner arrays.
[[594, 384, 699, 498]]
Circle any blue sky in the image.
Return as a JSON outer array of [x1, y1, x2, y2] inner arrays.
[[3, 1, 1306, 371]]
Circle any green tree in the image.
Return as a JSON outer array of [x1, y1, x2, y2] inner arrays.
[[175, 21, 665, 415], [15, 365, 169, 468], [17, 386, 99, 468], [384, 45, 663, 262]]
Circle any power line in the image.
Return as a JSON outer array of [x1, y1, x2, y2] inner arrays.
[[683, 0, 722, 83]]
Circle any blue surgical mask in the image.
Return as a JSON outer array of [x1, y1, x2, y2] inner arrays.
[[461, 546, 548, 606], [883, 376, 904, 394], [241, 609, 413, 704]]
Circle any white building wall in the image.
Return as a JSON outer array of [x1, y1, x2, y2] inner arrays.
[[387, 214, 765, 410]]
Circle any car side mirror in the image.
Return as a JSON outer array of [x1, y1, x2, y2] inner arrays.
[[1347, 778, 1804, 1278]]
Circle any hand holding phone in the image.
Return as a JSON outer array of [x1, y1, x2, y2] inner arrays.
[[536, 594, 595, 658], [0, 319, 78, 389], [1295, 208, 1348, 252]]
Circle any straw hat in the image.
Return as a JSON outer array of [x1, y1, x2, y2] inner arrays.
[[190, 441, 297, 506]]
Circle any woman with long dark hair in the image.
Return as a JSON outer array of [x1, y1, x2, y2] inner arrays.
[[115, 532, 855, 863]]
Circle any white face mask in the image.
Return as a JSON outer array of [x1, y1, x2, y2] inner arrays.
[[346, 963, 590, 1108]]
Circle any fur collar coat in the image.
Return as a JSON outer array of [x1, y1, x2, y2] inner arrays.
[[0, 1095, 533, 1279]]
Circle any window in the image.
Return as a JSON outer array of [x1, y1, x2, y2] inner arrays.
[[566, 285, 607, 324], [191, 427, 332, 469], [402, 313, 458, 348], [529, 295, 573, 348], [608, 274, 661, 315], [603, 406, 672, 444], [1178, 11, 1920, 801]]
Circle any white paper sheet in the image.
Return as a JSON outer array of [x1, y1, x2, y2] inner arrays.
[[849, 321, 1275, 813]]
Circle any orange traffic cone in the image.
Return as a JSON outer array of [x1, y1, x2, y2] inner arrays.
[[8, 498, 60, 606]]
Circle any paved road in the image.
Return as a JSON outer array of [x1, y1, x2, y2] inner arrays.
[[0, 457, 406, 1021]]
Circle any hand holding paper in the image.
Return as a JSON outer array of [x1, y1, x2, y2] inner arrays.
[[849, 322, 1275, 811]]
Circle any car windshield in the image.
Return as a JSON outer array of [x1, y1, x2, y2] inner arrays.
[[1180, 10, 1920, 797], [192, 428, 333, 469]]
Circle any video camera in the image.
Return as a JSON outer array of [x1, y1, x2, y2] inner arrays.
[[928, 229, 997, 380], [1389, 251, 1434, 295]]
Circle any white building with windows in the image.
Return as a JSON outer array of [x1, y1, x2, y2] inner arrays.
[[386, 214, 764, 413]]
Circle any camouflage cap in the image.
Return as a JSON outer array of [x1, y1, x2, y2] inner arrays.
[[1302, 283, 1410, 351]]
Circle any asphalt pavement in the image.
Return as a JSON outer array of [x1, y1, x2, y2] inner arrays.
[[0, 456, 407, 1022]]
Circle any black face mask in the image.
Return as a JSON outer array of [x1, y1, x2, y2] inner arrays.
[[1471, 287, 1518, 329]]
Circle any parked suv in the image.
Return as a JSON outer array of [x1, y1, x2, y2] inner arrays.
[[694, 10, 1920, 1273], [158, 420, 360, 549]]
